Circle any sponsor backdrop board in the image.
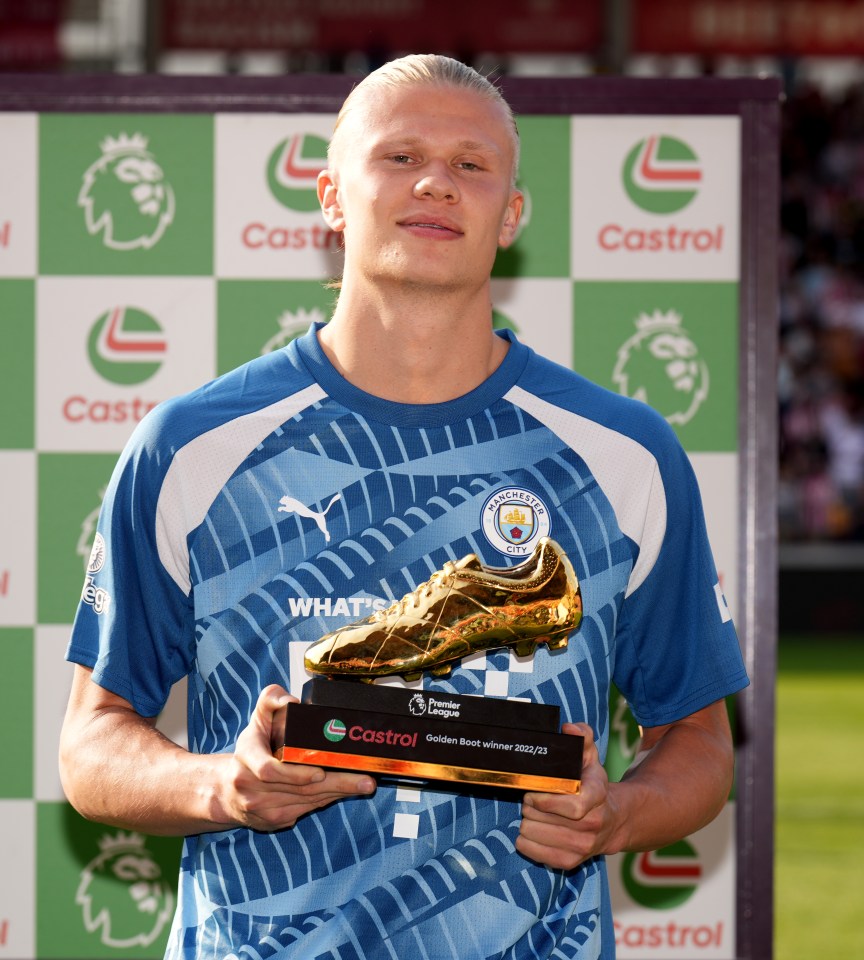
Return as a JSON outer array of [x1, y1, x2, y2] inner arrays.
[[0, 76, 779, 959]]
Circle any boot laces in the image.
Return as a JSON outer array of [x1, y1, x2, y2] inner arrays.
[[373, 561, 458, 620]]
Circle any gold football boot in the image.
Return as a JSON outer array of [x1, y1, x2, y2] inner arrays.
[[304, 537, 582, 681]]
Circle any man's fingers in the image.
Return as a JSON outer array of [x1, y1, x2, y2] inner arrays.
[[516, 720, 612, 868], [515, 832, 592, 871], [262, 763, 377, 797], [235, 686, 296, 774], [518, 791, 604, 869], [563, 720, 592, 738], [563, 721, 599, 760], [522, 721, 605, 813], [233, 768, 377, 831], [522, 792, 582, 822], [232, 745, 377, 796], [252, 684, 293, 735], [226, 685, 378, 831]]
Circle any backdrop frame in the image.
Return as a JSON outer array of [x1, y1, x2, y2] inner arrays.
[[0, 71, 781, 960]]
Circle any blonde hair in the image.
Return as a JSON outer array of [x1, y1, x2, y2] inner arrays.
[[329, 54, 520, 183]]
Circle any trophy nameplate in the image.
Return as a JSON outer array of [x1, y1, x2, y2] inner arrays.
[[276, 678, 583, 794]]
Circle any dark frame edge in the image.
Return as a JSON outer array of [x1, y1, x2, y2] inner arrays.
[[735, 93, 781, 960]]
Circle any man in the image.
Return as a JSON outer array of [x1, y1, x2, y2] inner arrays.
[[60, 55, 749, 959]]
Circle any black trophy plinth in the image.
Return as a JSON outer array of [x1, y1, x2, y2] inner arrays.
[[275, 678, 583, 794]]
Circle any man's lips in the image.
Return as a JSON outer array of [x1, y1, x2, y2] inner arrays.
[[398, 217, 463, 236]]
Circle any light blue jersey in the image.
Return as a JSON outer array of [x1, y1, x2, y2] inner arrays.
[[68, 325, 748, 960]]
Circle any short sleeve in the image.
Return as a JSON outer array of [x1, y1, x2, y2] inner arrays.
[[66, 412, 196, 717], [611, 438, 748, 727]]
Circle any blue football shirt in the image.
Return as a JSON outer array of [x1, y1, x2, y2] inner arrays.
[[68, 325, 748, 960]]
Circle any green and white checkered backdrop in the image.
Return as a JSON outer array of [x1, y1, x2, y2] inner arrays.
[[0, 76, 779, 959]]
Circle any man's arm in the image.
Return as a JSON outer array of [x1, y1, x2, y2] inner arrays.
[[516, 698, 733, 870], [59, 664, 376, 836]]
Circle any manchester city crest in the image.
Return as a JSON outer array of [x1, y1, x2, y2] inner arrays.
[[496, 502, 535, 544], [481, 487, 551, 556]]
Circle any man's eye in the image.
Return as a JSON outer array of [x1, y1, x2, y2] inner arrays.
[[391, 154, 413, 164]]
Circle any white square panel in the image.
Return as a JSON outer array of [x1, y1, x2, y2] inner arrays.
[[392, 812, 420, 839], [215, 114, 344, 279], [491, 278, 572, 367], [484, 670, 510, 698], [0, 799, 35, 957], [689, 452, 740, 624], [0, 114, 37, 277], [608, 803, 737, 958], [571, 116, 741, 281], [0, 452, 36, 626], [36, 277, 216, 453], [35, 626, 75, 801]]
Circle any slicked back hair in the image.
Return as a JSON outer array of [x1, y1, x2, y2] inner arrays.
[[328, 54, 520, 184]]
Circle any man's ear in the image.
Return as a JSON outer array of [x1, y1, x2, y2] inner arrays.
[[317, 169, 346, 232], [497, 188, 524, 249]]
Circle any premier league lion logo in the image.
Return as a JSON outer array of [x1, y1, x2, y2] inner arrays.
[[78, 133, 175, 250], [612, 310, 709, 426], [76, 832, 175, 949], [261, 307, 327, 355]]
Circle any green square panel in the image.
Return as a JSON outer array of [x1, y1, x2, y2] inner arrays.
[[604, 685, 641, 784], [606, 686, 739, 799], [39, 114, 213, 276], [37, 453, 119, 624], [217, 278, 337, 374], [0, 628, 34, 797], [493, 115, 570, 279], [36, 802, 181, 958], [572, 281, 739, 452], [0, 279, 35, 448]]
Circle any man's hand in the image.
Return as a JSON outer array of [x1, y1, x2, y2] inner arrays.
[[59, 665, 376, 837], [219, 684, 376, 832], [515, 700, 735, 871], [516, 723, 619, 870]]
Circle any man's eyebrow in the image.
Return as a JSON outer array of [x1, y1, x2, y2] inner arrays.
[[455, 139, 500, 153], [379, 136, 501, 154]]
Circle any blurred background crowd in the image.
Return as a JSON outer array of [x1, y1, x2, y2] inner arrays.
[[4, 0, 864, 549], [780, 82, 864, 542]]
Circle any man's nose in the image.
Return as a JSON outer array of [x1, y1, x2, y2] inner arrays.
[[412, 162, 459, 202]]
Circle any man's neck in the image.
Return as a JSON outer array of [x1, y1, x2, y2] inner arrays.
[[317, 280, 509, 404]]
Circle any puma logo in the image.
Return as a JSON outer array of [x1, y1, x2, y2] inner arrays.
[[277, 493, 341, 542]]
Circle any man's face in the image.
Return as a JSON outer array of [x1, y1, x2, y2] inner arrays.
[[318, 83, 523, 292]]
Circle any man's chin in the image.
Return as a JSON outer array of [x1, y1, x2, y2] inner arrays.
[[371, 262, 490, 294]]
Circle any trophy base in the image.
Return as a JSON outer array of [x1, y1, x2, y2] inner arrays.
[[276, 680, 583, 795], [278, 744, 580, 793]]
